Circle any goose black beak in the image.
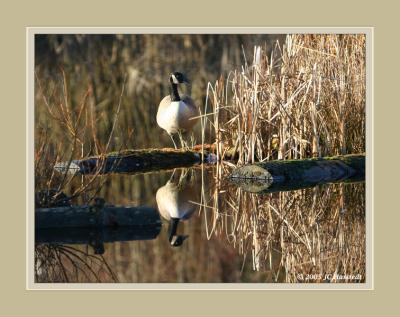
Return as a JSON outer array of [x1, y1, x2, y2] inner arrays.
[[182, 75, 190, 85]]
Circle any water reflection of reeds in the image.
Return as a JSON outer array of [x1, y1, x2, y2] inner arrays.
[[204, 175, 365, 283], [36, 167, 365, 283], [35, 244, 118, 283]]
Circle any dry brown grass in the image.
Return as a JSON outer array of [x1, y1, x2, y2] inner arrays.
[[35, 34, 282, 151], [34, 69, 127, 206], [205, 34, 366, 164]]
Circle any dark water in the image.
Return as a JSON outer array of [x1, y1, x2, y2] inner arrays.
[[35, 166, 365, 283]]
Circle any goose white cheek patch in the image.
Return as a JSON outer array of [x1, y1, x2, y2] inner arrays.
[[171, 74, 179, 84]]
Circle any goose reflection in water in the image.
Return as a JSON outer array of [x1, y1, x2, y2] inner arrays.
[[156, 168, 198, 247]]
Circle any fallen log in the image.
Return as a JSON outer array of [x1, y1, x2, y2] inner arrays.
[[230, 154, 365, 193], [35, 202, 161, 229], [35, 201, 163, 254], [54, 145, 224, 175]]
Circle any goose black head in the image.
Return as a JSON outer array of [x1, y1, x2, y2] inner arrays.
[[170, 72, 190, 85], [170, 235, 189, 247], [168, 218, 189, 247]]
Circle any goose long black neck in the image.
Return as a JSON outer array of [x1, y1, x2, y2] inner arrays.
[[168, 218, 180, 242], [170, 82, 181, 102]]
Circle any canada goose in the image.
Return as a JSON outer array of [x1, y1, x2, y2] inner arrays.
[[156, 72, 199, 148], [155, 169, 197, 247]]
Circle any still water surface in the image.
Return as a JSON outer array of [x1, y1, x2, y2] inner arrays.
[[35, 166, 365, 283]]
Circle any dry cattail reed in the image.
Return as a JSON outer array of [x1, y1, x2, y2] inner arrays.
[[205, 34, 366, 164]]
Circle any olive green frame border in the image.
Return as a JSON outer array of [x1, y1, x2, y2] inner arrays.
[[26, 27, 373, 290]]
